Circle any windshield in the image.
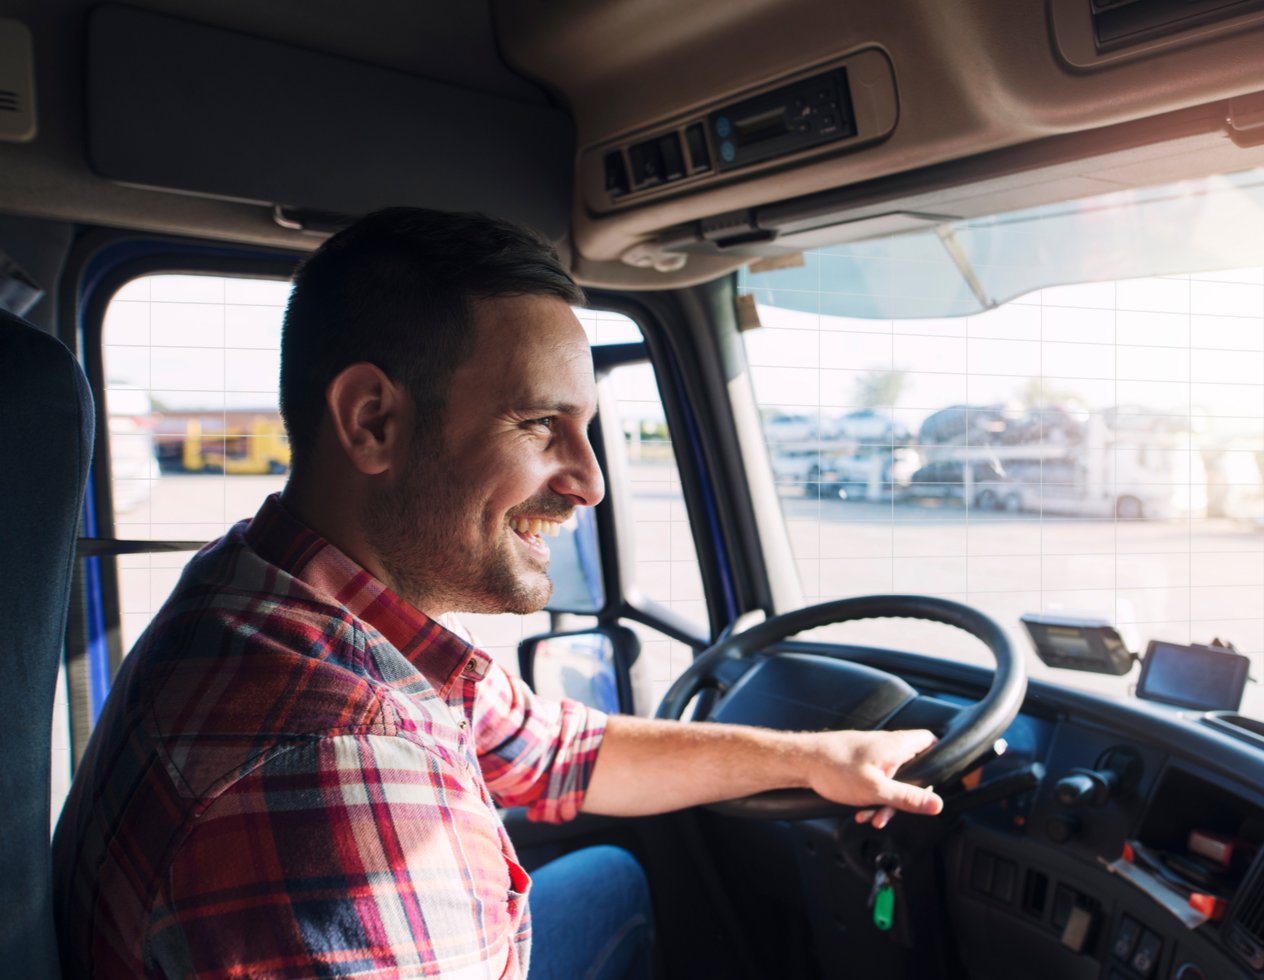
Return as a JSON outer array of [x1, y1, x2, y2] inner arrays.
[[740, 166, 1264, 719]]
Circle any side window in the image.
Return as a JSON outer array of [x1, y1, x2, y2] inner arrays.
[[605, 358, 707, 710], [103, 274, 291, 657], [100, 278, 706, 709]]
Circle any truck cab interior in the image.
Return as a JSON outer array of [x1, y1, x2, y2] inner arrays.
[[7, 1, 1264, 978]]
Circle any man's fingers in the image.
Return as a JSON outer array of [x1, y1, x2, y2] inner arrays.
[[873, 779, 943, 816], [854, 805, 899, 828], [818, 729, 944, 818], [889, 728, 937, 759]]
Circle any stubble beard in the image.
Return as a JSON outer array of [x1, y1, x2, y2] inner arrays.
[[361, 440, 553, 616]]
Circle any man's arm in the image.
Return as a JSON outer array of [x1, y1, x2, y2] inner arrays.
[[581, 716, 943, 828]]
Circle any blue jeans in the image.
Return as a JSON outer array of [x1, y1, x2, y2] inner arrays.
[[527, 845, 654, 980]]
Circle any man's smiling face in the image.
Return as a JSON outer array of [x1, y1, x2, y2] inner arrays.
[[364, 293, 604, 618]]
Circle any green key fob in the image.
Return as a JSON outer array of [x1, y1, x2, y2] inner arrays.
[[872, 884, 895, 931]]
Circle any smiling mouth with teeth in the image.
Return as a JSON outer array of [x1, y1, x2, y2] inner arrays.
[[512, 517, 563, 539]]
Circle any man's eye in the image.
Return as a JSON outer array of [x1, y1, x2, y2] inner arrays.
[[527, 416, 556, 430]]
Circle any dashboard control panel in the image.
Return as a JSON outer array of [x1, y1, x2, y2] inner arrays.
[[953, 714, 1264, 979]]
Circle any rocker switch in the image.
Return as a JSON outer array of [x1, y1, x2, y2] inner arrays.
[[1112, 915, 1141, 960], [1061, 905, 1094, 953], [1131, 931, 1162, 977]]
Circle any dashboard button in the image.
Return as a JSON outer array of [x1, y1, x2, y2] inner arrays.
[[1060, 905, 1095, 953], [992, 859, 1016, 903], [1130, 930, 1162, 978], [603, 151, 629, 197], [684, 123, 710, 172], [656, 132, 685, 181], [970, 850, 995, 895], [1226, 927, 1264, 970], [627, 139, 664, 188], [1052, 884, 1076, 932], [1112, 915, 1141, 961]]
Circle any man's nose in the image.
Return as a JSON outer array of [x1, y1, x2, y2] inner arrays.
[[552, 432, 605, 507]]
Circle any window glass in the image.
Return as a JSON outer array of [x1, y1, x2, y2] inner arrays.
[[103, 274, 291, 656], [102, 280, 704, 701], [606, 360, 707, 709], [740, 254, 1264, 718]]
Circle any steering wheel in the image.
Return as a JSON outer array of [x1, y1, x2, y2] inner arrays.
[[656, 594, 1026, 819]]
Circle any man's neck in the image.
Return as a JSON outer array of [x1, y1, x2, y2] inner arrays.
[[279, 478, 454, 622], [280, 477, 380, 583]]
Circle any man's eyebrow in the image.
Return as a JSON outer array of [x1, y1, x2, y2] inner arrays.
[[517, 401, 599, 423]]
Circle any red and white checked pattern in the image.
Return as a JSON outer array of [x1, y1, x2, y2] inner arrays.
[[54, 494, 606, 978]]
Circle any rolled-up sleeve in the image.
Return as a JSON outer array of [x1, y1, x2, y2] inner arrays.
[[471, 664, 607, 823]]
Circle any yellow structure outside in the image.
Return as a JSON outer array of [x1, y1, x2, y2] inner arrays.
[[181, 416, 291, 475]]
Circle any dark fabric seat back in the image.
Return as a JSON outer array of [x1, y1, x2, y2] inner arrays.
[[0, 309, 94, 978]]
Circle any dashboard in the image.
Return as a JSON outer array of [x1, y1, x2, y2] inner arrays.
[[697, 643, 1264, 980], [956, 702, 1264, 980]]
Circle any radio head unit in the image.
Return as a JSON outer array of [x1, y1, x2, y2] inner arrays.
[[1020, 613, 1136, 675], [708, 67, 856, 172]]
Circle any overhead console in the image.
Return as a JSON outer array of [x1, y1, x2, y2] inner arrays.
[[1051, 0, 1264, 68], [580, 49, 897, 215]]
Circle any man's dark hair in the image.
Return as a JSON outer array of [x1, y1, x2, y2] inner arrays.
[[279, 207, 584, 473]]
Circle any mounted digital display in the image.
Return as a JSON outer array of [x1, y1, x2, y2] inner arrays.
[[1137, 641, 1249, 712]]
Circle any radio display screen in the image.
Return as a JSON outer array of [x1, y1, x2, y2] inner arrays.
[[1020, 613, 1135, 675], [735, 108, 790, 146], [708, 67, 854, 171]]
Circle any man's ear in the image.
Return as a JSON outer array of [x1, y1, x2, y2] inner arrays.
[[324, 362, 408, 476]]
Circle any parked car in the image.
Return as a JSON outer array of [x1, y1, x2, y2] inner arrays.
[[834, 446, 921, 500], [902, 458, 1011, 510], [761, 412, 818, 446], [769, 446, 843, 497], [834, 409, 909, 444]]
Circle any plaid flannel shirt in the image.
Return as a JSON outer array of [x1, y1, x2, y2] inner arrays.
[[53, 494, 608, 979]]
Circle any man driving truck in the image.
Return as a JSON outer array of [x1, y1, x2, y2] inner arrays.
[[53, 207, 942, 978]]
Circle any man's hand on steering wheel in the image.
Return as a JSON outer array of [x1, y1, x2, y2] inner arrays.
[[801, 729, 945, 829], [656, 596, 1026, 820]]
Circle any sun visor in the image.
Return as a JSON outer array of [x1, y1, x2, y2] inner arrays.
[[85, 4, 574, 239]]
